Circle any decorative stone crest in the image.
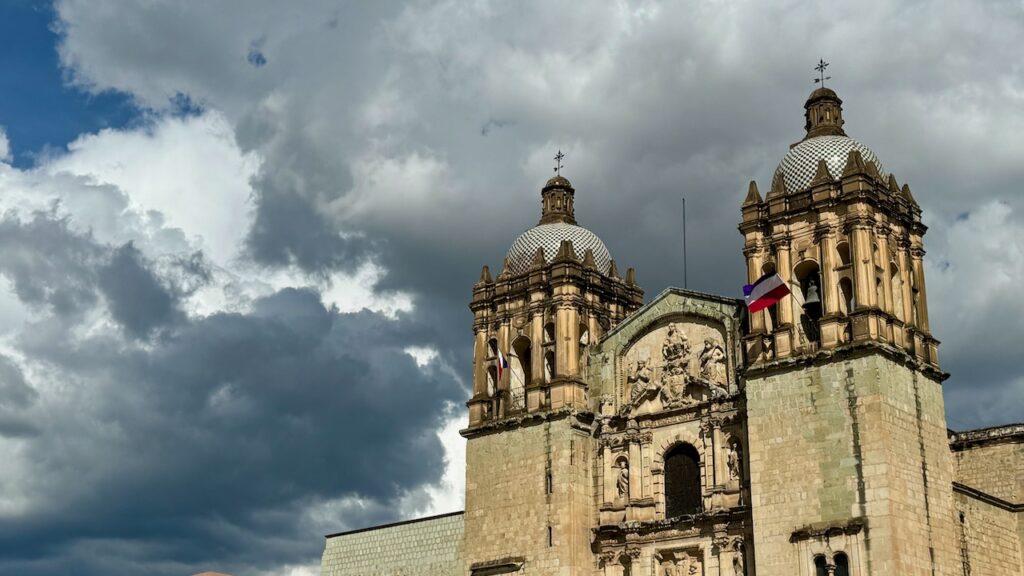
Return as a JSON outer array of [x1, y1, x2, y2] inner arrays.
[[621, 320, 732, 416]]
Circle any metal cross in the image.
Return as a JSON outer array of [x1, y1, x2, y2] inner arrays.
[[553, 150, 565, 175], [814, 59, 831, 87]]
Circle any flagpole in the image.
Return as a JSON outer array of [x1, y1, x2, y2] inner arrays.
[[682, 196, 688, 289]]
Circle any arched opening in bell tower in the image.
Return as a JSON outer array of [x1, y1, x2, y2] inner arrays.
[[509, 336, 531, 411]]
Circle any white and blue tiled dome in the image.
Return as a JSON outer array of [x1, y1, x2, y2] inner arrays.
[[774, 135, 886, 194], [506, 223, 612, 276]]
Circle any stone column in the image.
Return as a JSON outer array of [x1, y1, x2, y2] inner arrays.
[[774, 237, 794, 326], [744, 247, 766, 333], [876, 227, 895, 316], [530, 297, 545, 387], [897, 241, 914, 327], [628, 441, 642, 501], [850, 219, 875, 309], [910, 246, 931, 332], [602, 444, 613, 504], [472, 327, 487, 397], [817, 226, 840, 316]]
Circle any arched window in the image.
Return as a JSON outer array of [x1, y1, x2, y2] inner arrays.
[[543, 322, 555, 343], [487, 338, 498, 358], [486, 366, 497, 398], [794, 260, 822, 344], [839, 278, 854, 315], [664, 444, 702, 517], [890, 262, 903, 321], [833, 553, 849, 576], [544, 350, 555, 383], [814, 555, 828, 576], [578, 323, 590, 368], [509, 337, 531, 410], [836, 241, 852, 266]]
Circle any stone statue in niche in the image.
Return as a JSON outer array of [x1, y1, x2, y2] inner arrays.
[[616, 459, 629, 498], [732, 541, 746, 576], [727, 440, 742, 481]]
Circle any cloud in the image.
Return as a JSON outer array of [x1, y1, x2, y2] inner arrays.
[[0, 0, 1014, 573], [0, 108, 461, 575], [0, 127, 11, 163]]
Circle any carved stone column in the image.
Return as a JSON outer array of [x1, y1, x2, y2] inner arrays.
[[849, 218, 875, 309], [744, 246, 766, 333], [628, 439, 642, 501], [876, 226, 895, 316], [910, 246, 930, 333]]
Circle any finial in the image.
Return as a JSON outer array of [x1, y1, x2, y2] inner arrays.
[[743, 180, 762, 206], [529, 247, 546, 271], [582, 248, 598, 270], [625, 267, 637, 286], [478, 265, 492, 284], [608, 260, 621, 280], [553, 150, 565, 176], [554, 239, 577, 263], [814, 59, 831, 88], [810, 158, 833, 187]]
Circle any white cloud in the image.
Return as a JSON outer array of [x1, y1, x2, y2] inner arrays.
[[0, 127, 11, 164], [47, 111, 261, 264]]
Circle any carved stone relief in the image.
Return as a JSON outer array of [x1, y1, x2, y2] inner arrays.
[[621, 320, 731, 416], [656, 548, 704, 576]]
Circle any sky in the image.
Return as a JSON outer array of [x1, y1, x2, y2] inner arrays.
[[0, 0, 1021, 574]]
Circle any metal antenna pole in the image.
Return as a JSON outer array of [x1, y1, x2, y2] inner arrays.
[[682, 196, 688, 289]]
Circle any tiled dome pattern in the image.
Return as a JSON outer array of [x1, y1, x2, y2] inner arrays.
[[506, 223, 612, 276], [775, 135, 885, 194]]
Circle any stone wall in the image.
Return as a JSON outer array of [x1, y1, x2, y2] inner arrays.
[[954, 490, 1023, 576], [745, 352, 960, 575], [461, 413, 593, 575], [951, 424, 1024, 504], [320, 512, 464, 576]]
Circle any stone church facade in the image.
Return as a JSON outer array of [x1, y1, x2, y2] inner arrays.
[[321, 88, 1023, 575]]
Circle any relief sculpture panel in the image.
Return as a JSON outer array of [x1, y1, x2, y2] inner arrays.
[[622, 320, 731, 416]]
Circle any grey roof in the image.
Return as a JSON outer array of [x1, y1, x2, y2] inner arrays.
[[775, 135, 885, 194], [506, 223, 612, 275]]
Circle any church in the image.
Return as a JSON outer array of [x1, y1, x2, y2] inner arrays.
[[320, 86, 1023, 575]]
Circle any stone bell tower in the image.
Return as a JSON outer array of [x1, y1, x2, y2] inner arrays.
[[462, 174, 643, 575], [739, 86, 959, 575]]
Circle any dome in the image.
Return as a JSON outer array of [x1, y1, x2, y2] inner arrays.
[[506, 223, 612, 276], [545, 175, 572, 189], [774, 135, 885, 194]]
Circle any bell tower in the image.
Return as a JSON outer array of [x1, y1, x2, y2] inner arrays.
[[739, 85, 938, 366], [461, 174, 642, 575], [740, 85, 959, 575]]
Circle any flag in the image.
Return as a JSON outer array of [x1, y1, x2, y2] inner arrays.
[[496, 349, 509, 382], [743, 272, 791, 313]]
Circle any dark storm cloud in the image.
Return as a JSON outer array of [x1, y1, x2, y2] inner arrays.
[[17, 1, 1024, 574], [0, 211, 103, 318], [0, 286, 460, 575], [98, 242, 181, 337]]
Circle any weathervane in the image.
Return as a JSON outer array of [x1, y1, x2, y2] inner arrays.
[[553, 150, 565, 176], [814, 59, 831, 88]]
